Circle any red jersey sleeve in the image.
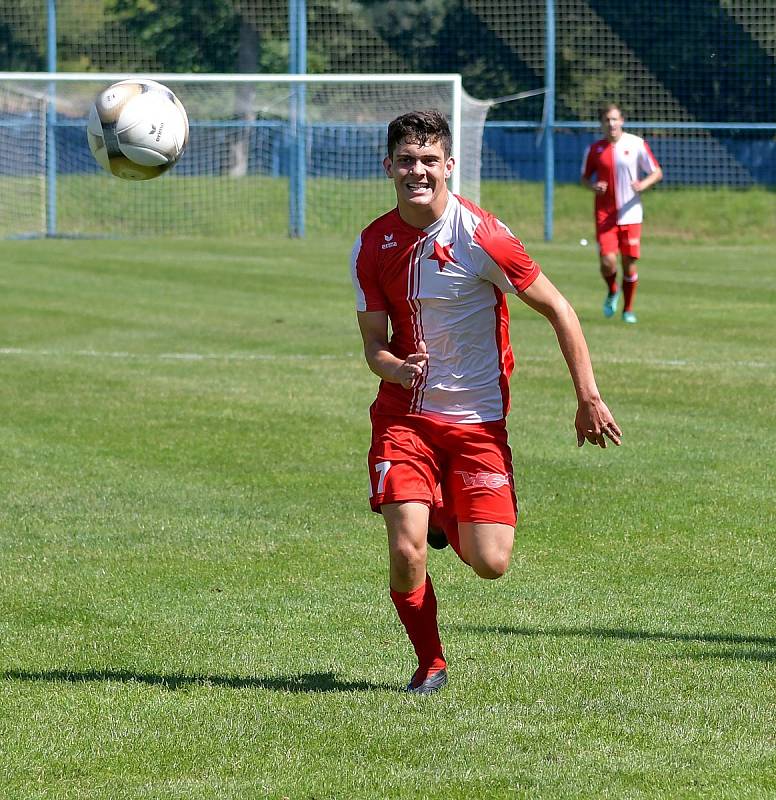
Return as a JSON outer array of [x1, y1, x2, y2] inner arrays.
[[472, 212, 541, 293], [581, 143, 597, 180], [638, 139, 661, 175], [351, 231, 387, 312]]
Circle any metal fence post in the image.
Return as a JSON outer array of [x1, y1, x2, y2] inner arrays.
[[544, 0, 555, 242], [543, 0, 555, 242], [289, 0, 307, 238], [46, 0, 57, 237]]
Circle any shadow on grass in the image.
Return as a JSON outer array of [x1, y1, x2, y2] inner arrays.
[[2, 669, 395, 693], [454, 624, 776, 662]]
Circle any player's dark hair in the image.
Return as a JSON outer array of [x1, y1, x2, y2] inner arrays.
[[387, 110, 452, 158], [599, 102, 624, 120]]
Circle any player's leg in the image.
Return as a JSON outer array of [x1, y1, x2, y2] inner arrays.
[[428, 482, 469, 563], [458, 521, 515, 579], [619, 224, 641, 323], [427, 483, 450, 551], [600, 251, 619, 287], [597, 225, 621, 317], [368, 415, 447, 693], [621, 255, 639, 323], [383, 503, 447, 693], [442, 419, 518, 580], [383, 500, 430, 592]]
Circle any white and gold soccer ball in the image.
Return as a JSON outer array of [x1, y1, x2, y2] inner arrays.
[[87, 79, 189, 180]]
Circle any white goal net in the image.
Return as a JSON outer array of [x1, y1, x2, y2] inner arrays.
[[0, 73, 489, 239], [0, 82, 46, 237]]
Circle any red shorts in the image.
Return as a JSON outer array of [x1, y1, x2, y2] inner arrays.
[[367, 409, 518, 526], [596, 222, 641, 258]]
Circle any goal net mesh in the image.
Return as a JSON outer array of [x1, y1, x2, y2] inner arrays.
[[0, 76, 488, 239], [0, 83, 46, 237], [1, 1, 774, 238]]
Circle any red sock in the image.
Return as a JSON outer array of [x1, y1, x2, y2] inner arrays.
[[623, 273, 638, 311], [603, 272, 618, 294], [390, 574, 446, 683]]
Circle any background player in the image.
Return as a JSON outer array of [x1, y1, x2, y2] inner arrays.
[[581, 102, 663, 323], [351, 110, 622, 695]]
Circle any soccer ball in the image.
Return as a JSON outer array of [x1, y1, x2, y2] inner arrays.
[[87, 79, 189, 180]]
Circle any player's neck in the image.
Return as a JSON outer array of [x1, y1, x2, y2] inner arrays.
[[396, 189, 450, 230]]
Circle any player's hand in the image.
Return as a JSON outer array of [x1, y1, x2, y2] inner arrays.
[[631, 179, 644, 192], [397, 340, 429, 389], [575, 398, 622, 448], [593, 180, 608, 194]]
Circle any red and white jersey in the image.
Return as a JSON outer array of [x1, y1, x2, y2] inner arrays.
[[581, 132, 661, 226], [351, 193, 540, 423]]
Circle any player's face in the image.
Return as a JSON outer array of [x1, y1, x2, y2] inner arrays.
[[601, 109, 624, 141], [384, 137, 454, 225]]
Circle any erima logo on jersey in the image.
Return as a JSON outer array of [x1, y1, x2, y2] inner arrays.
[[381, 235, 398, 251], [455, 470, 511, 489]]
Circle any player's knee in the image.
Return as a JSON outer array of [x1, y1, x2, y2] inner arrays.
[[470, 550, 511, 580], [389, 537, 425, 575], [600, 257, 617, 276]]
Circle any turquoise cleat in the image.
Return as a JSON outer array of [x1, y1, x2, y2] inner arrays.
[[622, 310, 637, 324], [603, 291, 620, 318]]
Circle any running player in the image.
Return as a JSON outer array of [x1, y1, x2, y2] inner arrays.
[[581, 103, 663, 323], [351, 110, 622, 694]]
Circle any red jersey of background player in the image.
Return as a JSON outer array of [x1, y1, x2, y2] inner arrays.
[[351, 193, 540, 424], [581, 131, 661, 229]]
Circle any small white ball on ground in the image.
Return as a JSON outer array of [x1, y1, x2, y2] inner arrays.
[[579, 238, 588, 246]]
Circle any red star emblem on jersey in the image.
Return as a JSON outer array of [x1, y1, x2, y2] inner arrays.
[[429, 241, 455, 271]]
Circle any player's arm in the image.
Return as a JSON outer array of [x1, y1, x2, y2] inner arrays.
[[356, 310, 428, 390], [581, 174, 608, 194], [633, 142, 663, 192], [632, 165, 663, 193], [517, 273, 622, 448], [580, 147, 606, 194], [585, 178, 608, 194]]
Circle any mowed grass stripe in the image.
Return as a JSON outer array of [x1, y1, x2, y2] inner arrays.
[[2, 345, 775, 375], [0, 235, 773, 799]]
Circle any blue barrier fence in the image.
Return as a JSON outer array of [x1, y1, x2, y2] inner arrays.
[[2, 115, 775, 187]]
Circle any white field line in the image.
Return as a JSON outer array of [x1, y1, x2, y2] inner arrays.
[[0, 347, 340, 362], [0, 347, 772, 371]]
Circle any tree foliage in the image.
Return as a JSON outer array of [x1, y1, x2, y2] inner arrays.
[[0, 0, 772, 122], [108, 0, 245, 72]]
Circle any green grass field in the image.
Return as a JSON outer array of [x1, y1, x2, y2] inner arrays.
[[6, 176, 775, 244], [1, 232, 774, 799]]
